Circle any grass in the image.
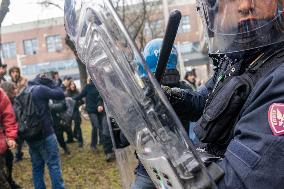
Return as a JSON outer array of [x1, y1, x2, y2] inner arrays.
[[13, 120, 122, 189]]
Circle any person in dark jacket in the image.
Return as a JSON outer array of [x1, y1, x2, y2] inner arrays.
[[74, 79, 104, 151], [51, 71, 62, 87], [66, 80, 84, 147], [26, 74, 65, 189]]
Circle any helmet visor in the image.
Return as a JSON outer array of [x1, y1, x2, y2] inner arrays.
[[198, 0, 284, 54]]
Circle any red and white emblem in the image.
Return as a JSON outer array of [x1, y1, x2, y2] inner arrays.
[[268, 103, 284, 136]]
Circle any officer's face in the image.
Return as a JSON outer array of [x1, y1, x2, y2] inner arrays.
[[215, 0, 278, 33]]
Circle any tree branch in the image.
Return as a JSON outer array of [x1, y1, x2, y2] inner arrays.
[[37, 0, 63, 10]]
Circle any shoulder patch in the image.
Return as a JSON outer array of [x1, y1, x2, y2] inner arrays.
[[268, 103, 284, 136]]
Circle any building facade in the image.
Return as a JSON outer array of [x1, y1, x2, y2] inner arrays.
[[1, 17, 78, 80]]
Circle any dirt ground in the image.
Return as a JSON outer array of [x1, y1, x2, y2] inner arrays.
[[12, 120, 122, 189]]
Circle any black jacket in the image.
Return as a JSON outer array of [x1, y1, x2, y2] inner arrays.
[[74, 83, 103, 114]]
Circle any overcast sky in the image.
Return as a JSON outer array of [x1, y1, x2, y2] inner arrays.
[[2, 0, 65, 26], [2, 0, 169, 26]]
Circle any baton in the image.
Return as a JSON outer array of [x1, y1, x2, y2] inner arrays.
[[155, 10, 182, 83]]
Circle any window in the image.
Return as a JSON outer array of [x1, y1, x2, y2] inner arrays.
[[179, 15, 191, 33], [1, 42, 16, 59], [21, 59, 78, 76], [23, 38, 38, 55], [46, 35, 62, 52]]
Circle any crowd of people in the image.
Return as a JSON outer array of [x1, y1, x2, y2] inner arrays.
[[0, 62, 115, 189], [2, 0, 279, 188]]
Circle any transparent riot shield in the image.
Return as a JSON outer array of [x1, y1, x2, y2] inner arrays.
[[64, 0, 219, 188]]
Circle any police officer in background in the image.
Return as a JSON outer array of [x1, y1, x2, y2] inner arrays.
[[162, 0, 284, 188], [131, 38, 192, 189]]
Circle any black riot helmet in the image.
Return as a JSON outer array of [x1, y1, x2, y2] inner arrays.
[[196, 0, 284, 55]]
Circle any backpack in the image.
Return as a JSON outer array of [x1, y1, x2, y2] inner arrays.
[[13, 86, 43, 142], [49, 97, 75, 127]]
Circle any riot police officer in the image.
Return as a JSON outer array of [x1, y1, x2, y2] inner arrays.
[[163, 0, 284, 188]]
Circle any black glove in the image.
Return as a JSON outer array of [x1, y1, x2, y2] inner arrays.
[[162, 86, 187, 106], [162, 86, 193, 122], [162, 86, 206, 122]]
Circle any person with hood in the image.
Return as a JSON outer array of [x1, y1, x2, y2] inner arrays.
[[0, 82, 22, 189], [8, 66, 28, 162], [8, 66, 28, 94], [26, 73, 65, 189], [0, 87, 18, 189]]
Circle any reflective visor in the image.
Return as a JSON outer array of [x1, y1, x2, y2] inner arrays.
[[198, 0, 284, 54]]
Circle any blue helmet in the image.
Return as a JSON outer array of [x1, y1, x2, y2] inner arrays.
[[142, 38, 178, 75]]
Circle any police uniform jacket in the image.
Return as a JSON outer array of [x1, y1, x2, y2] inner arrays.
[[217, 61, 284, 189]]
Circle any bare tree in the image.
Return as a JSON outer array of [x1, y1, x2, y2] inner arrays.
[[114, 0, 147, 41], [38, 0, 163, 86], [37, 0, 63, 10], [113, 0, 162, 49]]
